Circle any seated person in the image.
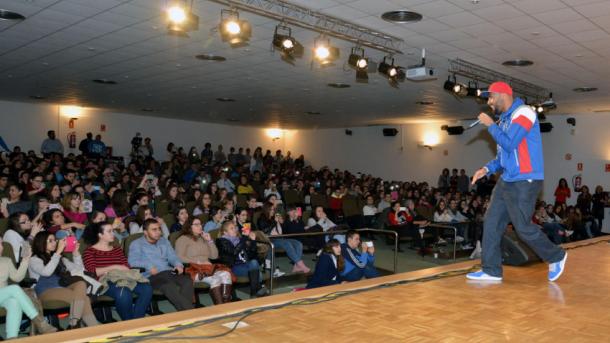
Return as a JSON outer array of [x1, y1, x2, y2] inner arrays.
[[83, 223, 153, 320], [306, 206, 345, 244], [3, 212, 43, 262], [129, 205, 169, 238], [43, 208, 85, 239], [0, 237, 57, 338], [306, 239, 344, 289], [203, 207, 225, 233], [340, 230, 379, 282], [216, 220, 268, 298], [257, 204, 310, 274], [175, 217, 233, 305], [284, 206, 325, 251], [128, 218, 194, 311]]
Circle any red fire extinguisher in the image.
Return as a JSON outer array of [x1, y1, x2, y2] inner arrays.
[[67, 132, 76, 149], [572, 174, 582, 192]]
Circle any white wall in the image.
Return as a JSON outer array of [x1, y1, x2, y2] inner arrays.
[[1, 99, 608, 204], [0, 100, 289, 160]]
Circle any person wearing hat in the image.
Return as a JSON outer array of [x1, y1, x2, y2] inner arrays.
[[467, 81, 567, 282]]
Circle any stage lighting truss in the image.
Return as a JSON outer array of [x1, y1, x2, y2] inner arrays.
[[272, 23, 303, 63], [347, 46, 369, 83], [219, 8, 252, 47], [378, 56, 405, 86], [165, 0, 199, 37]]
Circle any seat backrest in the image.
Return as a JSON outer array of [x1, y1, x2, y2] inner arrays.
[[155, 201, 169, 217], [185, 201, 196, 215], [310, 194, 328, 209], [252, 211, 262, 230], [209, 229, 220, 240], [169, 231, 182, 247], [236, 194, 248, 208], [196, 213, 209, 224], [342, 195, 361, 217], [283, 189, 299, 206], [302, 210, 311, 225], [0, 218, 9, 237], [376, 207, 392, 229], [122, 233, 144, 258], [1, 242, 16, 266], [162, 213, 176, 229]]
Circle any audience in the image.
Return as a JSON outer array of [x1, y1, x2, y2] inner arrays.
[[306, 239, 344, 289]]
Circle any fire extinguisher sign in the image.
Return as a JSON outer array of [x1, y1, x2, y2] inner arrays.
[[577, 162, 583, 171], [605, 164, 610, 172]]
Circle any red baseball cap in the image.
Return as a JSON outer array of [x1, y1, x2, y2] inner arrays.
[[482, 81, 513, 97]]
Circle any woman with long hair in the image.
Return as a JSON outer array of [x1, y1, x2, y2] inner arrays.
[[3, 212, 43, 262], [306, 239, 344, 289], [29, 231, 99, 329], [82, 222, 152, 321], [175, 218, 233, 305]]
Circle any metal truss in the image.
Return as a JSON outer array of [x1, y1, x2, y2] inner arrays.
[[449, 58, 549, 101], [206, 0, 404, 55]]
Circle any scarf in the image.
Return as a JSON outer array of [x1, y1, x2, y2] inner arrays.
[[223, 234, 241, 247]]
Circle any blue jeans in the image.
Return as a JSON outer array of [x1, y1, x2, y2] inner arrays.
[[104, 282, 153, 320], [342, 264, 379, 282], [267, 238, 303, 263], [232, 259, 260, 277], [482, 179, 565, 277]]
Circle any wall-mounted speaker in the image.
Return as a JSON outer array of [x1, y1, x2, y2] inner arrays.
[[383, 128, 398, 136], [345, 129, 353, 136], [445, 126, 464, 135], [539, 122, 553, 133]]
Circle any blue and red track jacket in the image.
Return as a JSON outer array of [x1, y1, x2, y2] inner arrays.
[[484, 97, 544, 182]]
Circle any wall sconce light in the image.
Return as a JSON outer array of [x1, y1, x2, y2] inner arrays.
[[421, 131, 440, 148], [266, 128, 283, 141], [60, 105, 83, 117]]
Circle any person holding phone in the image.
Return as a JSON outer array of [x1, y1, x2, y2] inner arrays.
[[340, 230, 379, 282], [43, 208, 85, 240], [29, 232, 99, 329]]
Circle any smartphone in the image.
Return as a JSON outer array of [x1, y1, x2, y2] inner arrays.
[[146, 174, 154, 181], [48, 203, 62, 210], [64, 236, 77, 253], [242, 222, 251, 236], [366, 241, 374, 248], [92, 185, 101, 192], [399, 207, 407, 212], [82, 199, 93, 213], [296, 207, 302, 217]]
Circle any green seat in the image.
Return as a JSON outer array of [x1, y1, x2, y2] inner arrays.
[[196, 214, 209, 224], [1, 242, 16, 265], [310, 194, 328, 209], [208, 229, 220, 240], [123, 233, 144, 258], [342, 195, 361, 217], [155, 201, 169, 217], [0, 218, 8, 237], [283, 189, 300, 206], [302, 210, 311, 225], [162, 214, 176, 229], [185, 201, 196, 215], [235, 194, 248, 208], [169, 231, 182, 247]]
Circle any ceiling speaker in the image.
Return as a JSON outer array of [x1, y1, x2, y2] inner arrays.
[[539, 122, 553, 133]]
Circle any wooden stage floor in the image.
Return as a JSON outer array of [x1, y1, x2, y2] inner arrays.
[[18, 237, 610, 343]]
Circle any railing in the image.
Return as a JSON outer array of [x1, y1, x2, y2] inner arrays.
[[268, 228, 399, 293], [426, 223, 459, 261]]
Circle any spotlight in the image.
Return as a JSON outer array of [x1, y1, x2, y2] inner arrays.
[[312, 35, 339, 65], [378, 56, 405, 84], [219, 9, 251, 47], [348, 47, 369, 83], [443, 75, 456, 91], [540, 92, 556, 110], [165, 1, 199, 36], [272, 23, 303, 63]]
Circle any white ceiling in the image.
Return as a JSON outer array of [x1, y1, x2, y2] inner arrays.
[[1, 0, 610, 128]]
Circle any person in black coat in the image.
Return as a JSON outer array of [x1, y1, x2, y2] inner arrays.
[[215, 220, 267, 297], [306, 239, 344, 289]]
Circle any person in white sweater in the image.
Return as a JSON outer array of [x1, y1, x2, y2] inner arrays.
[[29, 231, 99, 329], [306, 206, 345, 244], [129, 205, 170, 238]]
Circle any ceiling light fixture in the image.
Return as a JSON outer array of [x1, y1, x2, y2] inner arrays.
[[573, 87, 597, 93], [165, 0, 199, 37], [312, 35, 339, 66], [502, 59, 533, 67], [219, 9, 251, 47], [381, 10, 422, 23], [272, 23, 303, 64], [327, 83, 350, 88], [195, 54, 226, 61], [92, 79, 117, 85], [0, 9, 26, 20], [216, 97, 236, 102], [348, 46, 369, 83], [378, 56, 405, 86]]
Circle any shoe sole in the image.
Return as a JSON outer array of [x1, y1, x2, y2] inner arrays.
[[466, 274, 502, 281], [549, 252, 568, 282]]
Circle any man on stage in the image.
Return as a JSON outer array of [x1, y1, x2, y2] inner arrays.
[[467, 81, 567, 282]]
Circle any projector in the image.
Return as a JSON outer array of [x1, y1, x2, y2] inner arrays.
[[406, 66, 436, 81], [406, 48, 437, 81]]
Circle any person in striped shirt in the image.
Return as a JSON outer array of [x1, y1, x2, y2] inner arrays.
[[82, 223, 152, 320]]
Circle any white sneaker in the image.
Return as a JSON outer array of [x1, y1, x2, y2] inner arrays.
[[273, 267, 286, 278], [455, 236, 465, 243], [566, 230, 574, 237], [265, 259, 271, 270], [437, 238, 447, 244]]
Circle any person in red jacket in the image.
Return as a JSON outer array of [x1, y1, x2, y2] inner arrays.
[[554, 178, 571, 206]]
